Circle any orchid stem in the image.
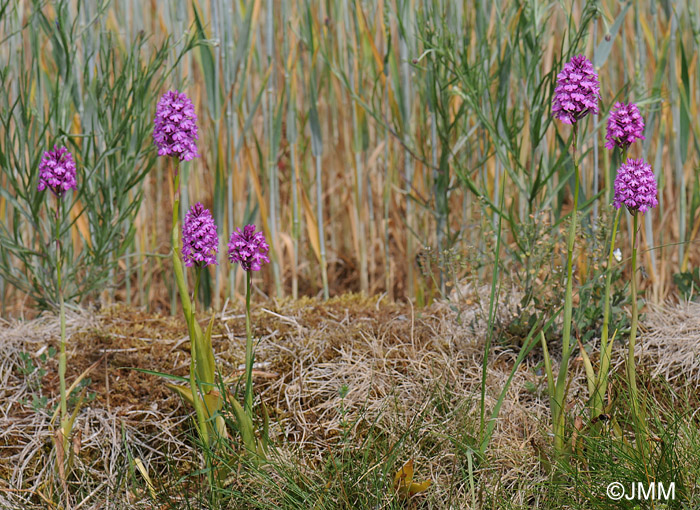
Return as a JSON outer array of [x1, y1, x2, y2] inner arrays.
[[594, 207, 620, 418], [244, 270, 254, 417], [628, 211, 647, 457], [553, 123, 580, 459], [56, 197, 68, 445]]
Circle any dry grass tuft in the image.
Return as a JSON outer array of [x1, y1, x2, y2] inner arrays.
[[630, 300, 700, 385], [0, 294, 698, 508]]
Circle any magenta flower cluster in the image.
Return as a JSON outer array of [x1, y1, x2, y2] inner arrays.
[[551, 55, 601, 125], [227, 225, 270, 272], [551, 55, 657, 215], [37, 146, 77, 196], [613, 158, 659, 214], [182, 203, 219, 267], [605, 102, 645, 150], [153, 90, 199, 162]]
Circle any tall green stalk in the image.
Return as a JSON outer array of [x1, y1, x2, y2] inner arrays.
[[188, 267, 209, 447], [591, 207, 621, 418], [244, 270, 254, 416], [55, 198, 68, 432], [170, 165, 209, 449], [344, 0, 368, 294], [382, 37, 392, 299], [186, 265, 214, 488], [628, 213, 639, 402], [628, 212, 648, 457], [552, 124, 580, 458], [316, 154, 329, 300], [590, 146, 628, 419], [290, 140, 300, 300], [221, 227, 268, 460], [399, 0, 414, 297], [304, 5, 328, 300], [171, 169, 181, 277], [285, 6, 300, 300], [266, 0, 282, 298]]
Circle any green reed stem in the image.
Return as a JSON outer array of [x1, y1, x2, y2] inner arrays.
[[316, 154, 329, 300], [382, 56, 392, 299], [244, 270, 254, 417], [266, 0, 282, 299], [291, 141, 299, 300]]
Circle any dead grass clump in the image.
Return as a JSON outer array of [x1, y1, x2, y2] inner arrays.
[[632, 300, 700, 386], [0, 293, 698, 508]]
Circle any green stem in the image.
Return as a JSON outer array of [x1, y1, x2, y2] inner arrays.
[[170, 165, 194, 338], [628, 213, 638, 392], [553, 124, 579, 458], [193, 268, 201, 313], [291, 143, 299, 300], [171, 168, 194, 320], [316, 155, 330, 300], [244, 271, 254, 417], [56, 198, 68, 426], [591, 148, 628, 420], [593, 207, 621, 417], [189, 267, 209, 446], [628, 212, 647, 455], [171, 164, 209, 449], [172, 171, 180, 260]]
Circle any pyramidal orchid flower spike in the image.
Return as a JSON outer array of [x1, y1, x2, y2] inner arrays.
[[551, 55, 600, 125], [613, 158, 659, 213], [182, 203, 219, 267], [38, 144, 79, 471], [229, 223, 270, 431], [228, 225, 271, 272], [605, 102, 645, 150], [37, 146, 77, 196], [153, 90, 199, 161], [542, 54, 600, 462], [615, 159, 657, 459]]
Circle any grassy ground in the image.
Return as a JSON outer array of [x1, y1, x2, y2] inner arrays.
[[2, 2, 700, 509], [1, 292, 699, 509]]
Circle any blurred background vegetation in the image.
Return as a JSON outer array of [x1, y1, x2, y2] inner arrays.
[[1, 0, 699, 314]]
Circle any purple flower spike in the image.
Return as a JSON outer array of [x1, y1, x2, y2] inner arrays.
[[227, 225, 270, 272], [37, 146, 77, 197], [551, 55, 600, 124], [153, 90, 199, 162], [605, 102, 645, 150], [182, 203, 218, 268], [613, 158, 659, 214]]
